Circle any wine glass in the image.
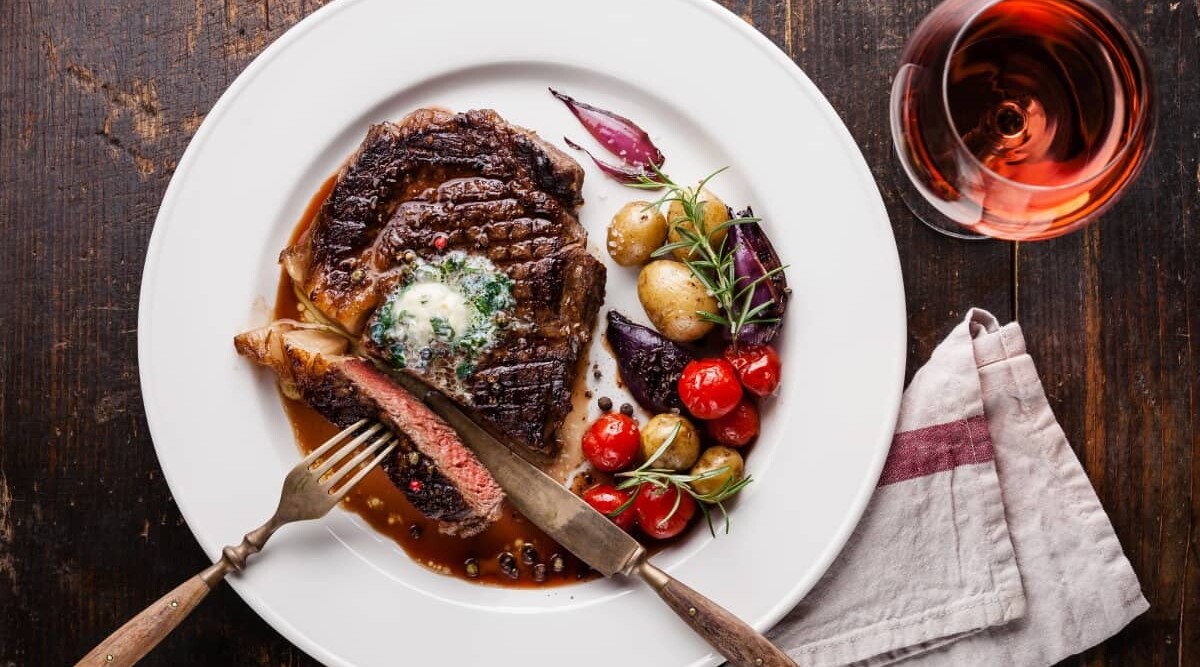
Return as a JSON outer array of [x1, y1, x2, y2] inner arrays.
[[890, 0, 1155, 241]]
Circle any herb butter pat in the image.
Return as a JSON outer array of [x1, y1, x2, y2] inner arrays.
[[369, 252, 515, 380], [390, 282, 471, 350]]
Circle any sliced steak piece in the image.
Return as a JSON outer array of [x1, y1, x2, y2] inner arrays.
[[281, 108, 605, 454], [234, 321, 503, 537]]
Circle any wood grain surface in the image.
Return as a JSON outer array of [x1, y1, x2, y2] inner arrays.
[[0, 0, 1195, 665]]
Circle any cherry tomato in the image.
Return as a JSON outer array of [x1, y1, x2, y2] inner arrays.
[[678, 358, 743, 419], [724, 344, 782, 397], [633, 483, 697, 540], [707, 399, 760, 447], [582, 484, 637, 532], [582, 413, 640, 472]]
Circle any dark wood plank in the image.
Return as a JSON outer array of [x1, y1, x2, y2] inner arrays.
[[0, 1, 325, 664], [0, 1, 1192, 666]]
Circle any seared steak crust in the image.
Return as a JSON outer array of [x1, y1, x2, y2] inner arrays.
[[284, 108, 605, 453]]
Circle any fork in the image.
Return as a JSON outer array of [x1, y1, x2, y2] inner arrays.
[[76, 419, 397, 667]]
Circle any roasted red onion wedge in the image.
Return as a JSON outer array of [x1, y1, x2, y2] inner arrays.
[[606, 310, 694, 413], [728, 207, 789, 346], [563, 137, 655, 186], [550, 88, 665, 168]]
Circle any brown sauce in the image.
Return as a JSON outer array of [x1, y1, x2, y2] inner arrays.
[[272, 175, 597, 587]]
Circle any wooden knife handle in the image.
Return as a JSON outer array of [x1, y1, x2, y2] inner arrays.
[[74, 574, 212, 667], [637, 560, 796, 667]]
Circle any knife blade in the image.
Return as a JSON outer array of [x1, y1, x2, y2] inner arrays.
[[391, 372, 645, 576], [391, 371, 796, 667]]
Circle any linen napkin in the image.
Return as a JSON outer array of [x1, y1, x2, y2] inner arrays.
[[767, 308, 1148, 666]]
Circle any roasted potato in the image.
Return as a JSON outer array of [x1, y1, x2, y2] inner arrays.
[[689, 446, 745, 496], [666, 188, 731, 260], [640, 413, 701, 471], [607, 201, 668, 266], [637, 260, 718, 343]]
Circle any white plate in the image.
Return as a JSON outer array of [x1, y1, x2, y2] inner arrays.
[[138, 0, 906, 664]]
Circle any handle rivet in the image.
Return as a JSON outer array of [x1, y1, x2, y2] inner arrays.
[[105, 655, 114, 663], [170, 599, 179, 608], [688, 607, 697, 616]]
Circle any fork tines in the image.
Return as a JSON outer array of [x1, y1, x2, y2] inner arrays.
[[304, 419, 397, 500]]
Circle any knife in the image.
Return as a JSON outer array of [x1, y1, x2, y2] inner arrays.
[[392, 373, 796, 667]]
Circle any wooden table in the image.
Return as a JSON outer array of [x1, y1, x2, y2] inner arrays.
[[1, 1, 1195, 664]]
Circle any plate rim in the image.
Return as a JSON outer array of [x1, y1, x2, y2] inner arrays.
[[137, 0, 907, 663]]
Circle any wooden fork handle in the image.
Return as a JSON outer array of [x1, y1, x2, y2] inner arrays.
[[74, 574, 213, 667], [638, 560, 797, 667]]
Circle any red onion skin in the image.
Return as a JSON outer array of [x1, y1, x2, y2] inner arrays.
[[550, 88, 665, 168], [606, 311, 694, 414], [562, 137, 654, 185], [728, 208, 788, 346]]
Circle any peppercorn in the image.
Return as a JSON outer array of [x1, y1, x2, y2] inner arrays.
[[550, 553, 566, 573], [499, 552, 520, 580], [408, 524, 422, 540], [521, 543, 538, 565], [619, 403, 634, 416], [464, 558, 479, 578], [533, 563, 547, 583], [597, 396, 613, 411]]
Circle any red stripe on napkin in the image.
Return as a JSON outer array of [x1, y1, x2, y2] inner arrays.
[[878, 416, 994, 487]]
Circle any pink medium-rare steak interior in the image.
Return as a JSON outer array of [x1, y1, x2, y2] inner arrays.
[[340, 358, 503, 519], [234, 321, 502, 536]]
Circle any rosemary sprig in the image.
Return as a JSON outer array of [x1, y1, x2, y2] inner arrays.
[[628, 166, 787, 346], [608, 423, 753, 536]]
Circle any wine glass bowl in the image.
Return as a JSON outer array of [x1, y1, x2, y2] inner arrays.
[[890, 0, 1155, 241]]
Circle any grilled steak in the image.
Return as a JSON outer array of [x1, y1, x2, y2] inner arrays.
[[282, 108, 605, 454], [235, 321, 503, 537]]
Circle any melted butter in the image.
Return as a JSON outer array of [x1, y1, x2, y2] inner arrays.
[[370, 252, 514, 378], [391, 281, 471, 349]]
